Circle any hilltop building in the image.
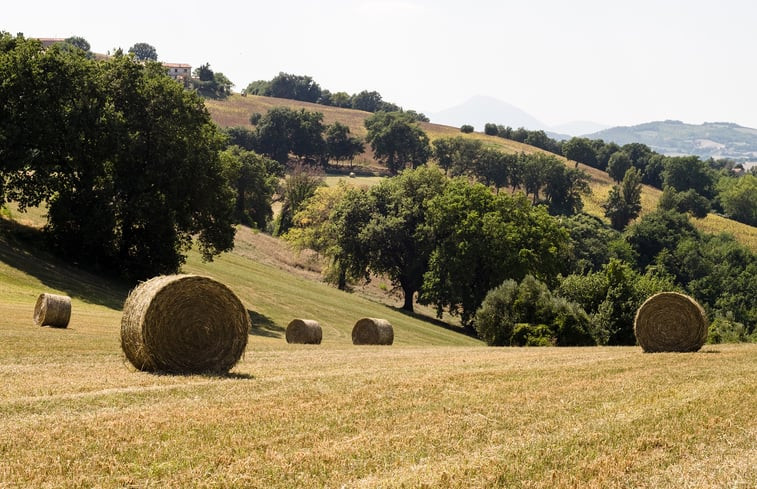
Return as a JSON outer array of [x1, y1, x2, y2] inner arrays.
[[33, 37, 192, 86], [162, 63, 192, 83]]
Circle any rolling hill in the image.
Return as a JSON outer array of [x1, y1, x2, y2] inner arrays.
[[586, 120, 757, 162], [205, 94, 757, 252]]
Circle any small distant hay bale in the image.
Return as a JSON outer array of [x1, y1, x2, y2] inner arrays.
[[286, 319, 322, 344], [349, 172, 356, 178], [352, 317, 394, 345], [120, 274, 250, 374], [33, 293, 71, 328], [634, 292, 708, 353]]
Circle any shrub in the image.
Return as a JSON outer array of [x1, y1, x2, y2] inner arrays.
[[474, 275, 595, 346], [460, 124, 474, 134], [473, 280, 518, 346], [511, 323, 555, 346], [484, 123, 499, 136], [707, 314, 747, 344]]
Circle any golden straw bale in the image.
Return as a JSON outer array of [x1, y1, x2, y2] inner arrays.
[[33, 293, 71, 328], [120, 275, 250, 374], [634, 292, 708, 353], [352, 317, 394, 345], [286, 319, 322, 344]]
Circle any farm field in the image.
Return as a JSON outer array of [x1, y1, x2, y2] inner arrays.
[[1, 211, 756, 488]]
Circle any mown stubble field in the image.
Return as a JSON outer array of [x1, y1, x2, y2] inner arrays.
[[0, 310, 754, 488]]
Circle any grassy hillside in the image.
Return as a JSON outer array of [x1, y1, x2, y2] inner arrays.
[[0, 208, 477, 348]]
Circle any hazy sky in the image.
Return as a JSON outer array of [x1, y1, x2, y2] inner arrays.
[[6, 0, 757, 128]]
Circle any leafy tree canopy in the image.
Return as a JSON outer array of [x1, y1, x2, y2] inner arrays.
[[364, 111, 430, 175], [128, 42, 158, 61], [419, 178, 570, 328], [0, 33, 236, 280]]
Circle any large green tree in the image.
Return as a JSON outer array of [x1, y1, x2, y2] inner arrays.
[[254, 107, 327, 165], [419, 178, 570, 328], [325, 122, 364, 167], [364, 111, 430, 175], [716, 174, 757, 226], [266, 72, 322, 103], [662, 156, 716, 199], [358, 166, 447, 311], [220, 146, 282, 229], [562, 137, 597, 169], [128, 42, 158, 61], [1, 34, 236, 280], [603, 167, 642, 230], [607, 151, 632, 182], [273, 167, 325, 236]]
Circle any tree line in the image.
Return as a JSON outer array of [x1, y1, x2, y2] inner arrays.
[[478, 121, 756, 227], [284, 167, 756, 346], [243, 72, 429, 122]]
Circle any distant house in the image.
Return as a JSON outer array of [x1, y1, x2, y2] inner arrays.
[[36, 37, 66, 48], [163, 63, 192, 82]]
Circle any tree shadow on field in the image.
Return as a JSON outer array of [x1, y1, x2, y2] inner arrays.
[[0, 217, 129, 310], [389, 306, 480, 339], [247, 309, 285, 338]]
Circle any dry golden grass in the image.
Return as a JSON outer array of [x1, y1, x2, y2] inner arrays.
[[1, 316, 755, 489]]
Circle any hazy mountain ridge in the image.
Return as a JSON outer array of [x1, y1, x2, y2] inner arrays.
[[586, 120, 757, 162], [428, 96, 757, 162]]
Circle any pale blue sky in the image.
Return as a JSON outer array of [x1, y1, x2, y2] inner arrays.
[[5, 0, 757, 128]]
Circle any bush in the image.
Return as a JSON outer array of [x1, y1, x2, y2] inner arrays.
[[249, 112, 262, 125], [707, 314, 747, 344], [484, 123, 499, 136], [474, 275, 595, 346], [473, 280, 518, 346], [460, 124, 474, 134], [511, 323, 555, 346]]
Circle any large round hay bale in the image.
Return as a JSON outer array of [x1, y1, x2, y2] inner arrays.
[[33, 293, 71, 328], [120, 275, 250, 374], [286, 319, 322, 344], [352, 317, 394, 345], [634, 292, 708, 353]]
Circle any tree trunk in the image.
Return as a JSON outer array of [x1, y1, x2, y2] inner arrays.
[[337, 267, 347, 291], [401, 286, 414, 312]]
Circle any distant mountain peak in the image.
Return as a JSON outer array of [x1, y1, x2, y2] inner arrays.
[[428, 95, 547, 132], [427, 95, 608, 137]]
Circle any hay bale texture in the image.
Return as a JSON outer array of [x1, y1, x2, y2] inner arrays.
[[33, 293, 71, 328], [286, 319, 322, 344], [352, 317, 394, 345], [634, 292, 708, 353], [120, 275, 250, 374]]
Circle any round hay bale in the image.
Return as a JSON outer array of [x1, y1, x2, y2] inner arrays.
[[352, 317, 394, 345], [33, 293, 71, 328], [120, 275, 250, 374], [286, 319, 323, 344], [634, 292, 708, 353]]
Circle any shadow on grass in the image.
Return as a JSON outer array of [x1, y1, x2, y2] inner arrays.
[[388, 305, 480, 339], [248, 309, 285, 338], [0, 218, 129, 310], [144, 370, 256, 380]]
